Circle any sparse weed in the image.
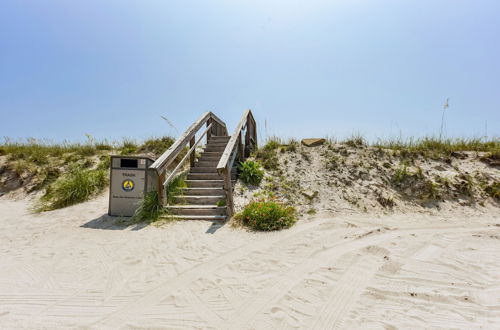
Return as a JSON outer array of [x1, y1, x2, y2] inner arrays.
[[454, 173, 475, 196], [306, 208, 317, 215], [392, 164, 410, 185], [484, 182, 500, 200], [376, 192, 395, 208], [344, 134, 366, 148], [254, 138, 280, 171], [139, 137, 175, 156], [216, 199, 227, 207]]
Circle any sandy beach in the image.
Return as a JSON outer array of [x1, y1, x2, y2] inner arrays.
[[0, 192, 499, 329]]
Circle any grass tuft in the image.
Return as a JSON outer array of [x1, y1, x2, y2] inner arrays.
[[132, 190, 166, 223], [37, 168, 108, 211]]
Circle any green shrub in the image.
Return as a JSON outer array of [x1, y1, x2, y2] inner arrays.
[[237, 199, 297, 231], [133, 190, 166, 222], [39, 168, 108, 211], [238, 160, 264, 186]]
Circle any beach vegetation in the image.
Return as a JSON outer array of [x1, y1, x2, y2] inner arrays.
[[132, 190, 167, 223], [235, 199, 297, 231], [238, 160, 264, 186]]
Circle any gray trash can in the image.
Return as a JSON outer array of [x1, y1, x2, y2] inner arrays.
[[108, 155, 157, 217]]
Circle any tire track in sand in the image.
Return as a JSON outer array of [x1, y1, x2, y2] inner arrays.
[[89, 218, 331, 328], [310, 256, 382, 329], [220, 225, 489, 330]]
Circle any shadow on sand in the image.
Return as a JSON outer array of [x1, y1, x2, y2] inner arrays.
[[81, 214, 147, 231], [205, 221, 226, 234], [82, 214, 228, 233]]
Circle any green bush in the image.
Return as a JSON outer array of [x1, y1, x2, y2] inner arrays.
[[238, 160, 264, 186], [39, 168, 108, 211], [237, 199, 297, 231]]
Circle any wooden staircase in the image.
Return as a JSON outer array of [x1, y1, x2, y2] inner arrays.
[[149, 110, 257, 222], [166, 136, 236, 221]]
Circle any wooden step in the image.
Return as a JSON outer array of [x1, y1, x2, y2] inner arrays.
[[195, 160, 218, 167], [209, 136, 230, 142], [204, 146, 226, 152], [187, 173, 222, 180], [206, 142, 228, 147], [180, 188, 224, 196], [174, 195, 225, 204], [199, 157, 222, 163], [199, 151, 223, 158], [187, 173, 236, 180], [185, 180, 224, 188], [190, 167, 218, 173], [165, 215, 227, 221], [166, 205, 227, 216]]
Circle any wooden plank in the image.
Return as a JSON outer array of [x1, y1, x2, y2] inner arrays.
[[157, 171, 166, 205], [150, 112, 215, 174], [209, 112, 227, 133], [189, 136, 195, 167], [217, 109, 250, 173], [224, 165, 234, 217]]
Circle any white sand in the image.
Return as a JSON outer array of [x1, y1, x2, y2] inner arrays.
[[1, 193, 500, 329]]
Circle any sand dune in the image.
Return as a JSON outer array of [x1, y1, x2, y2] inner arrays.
[[1, 193, 499, 329]]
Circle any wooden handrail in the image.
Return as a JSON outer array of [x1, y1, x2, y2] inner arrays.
[[163, 123, 212, 187], [150, 111, 226, 174], [150, 111, 227, 204], [216, 109, 257, 217]]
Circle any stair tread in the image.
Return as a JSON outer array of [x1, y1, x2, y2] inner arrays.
[[181, 187, 223, 189], [166, 215, 227, 221], [166, 205, 225, 209], [176, 195, 226, 198]]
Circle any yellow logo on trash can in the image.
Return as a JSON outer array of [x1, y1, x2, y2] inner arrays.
[[122, 179, 134, 192]]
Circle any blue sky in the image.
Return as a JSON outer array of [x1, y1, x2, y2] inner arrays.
[[1, 0, 499, 143]]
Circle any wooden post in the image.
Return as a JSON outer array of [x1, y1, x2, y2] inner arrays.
[[157, 171, 165, 205], [207, 119, 212, 143], [189, 136, 195, 168], [224, 166, 234, 217], [252, 117, 257, 150], [237, 133, 244, 162]]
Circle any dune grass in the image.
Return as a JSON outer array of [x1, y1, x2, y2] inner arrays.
[[132, 190, 167, 223], [1, 136, 176, 211], [37, 167, 108, 211], [373, 137, 499, 156]]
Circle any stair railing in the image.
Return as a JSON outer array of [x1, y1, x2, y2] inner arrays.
[[150, 111, 228, 204], [217, 109, 257, 217]]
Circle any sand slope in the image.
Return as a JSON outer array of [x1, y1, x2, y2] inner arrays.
[[1, 194, 500, 329]]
